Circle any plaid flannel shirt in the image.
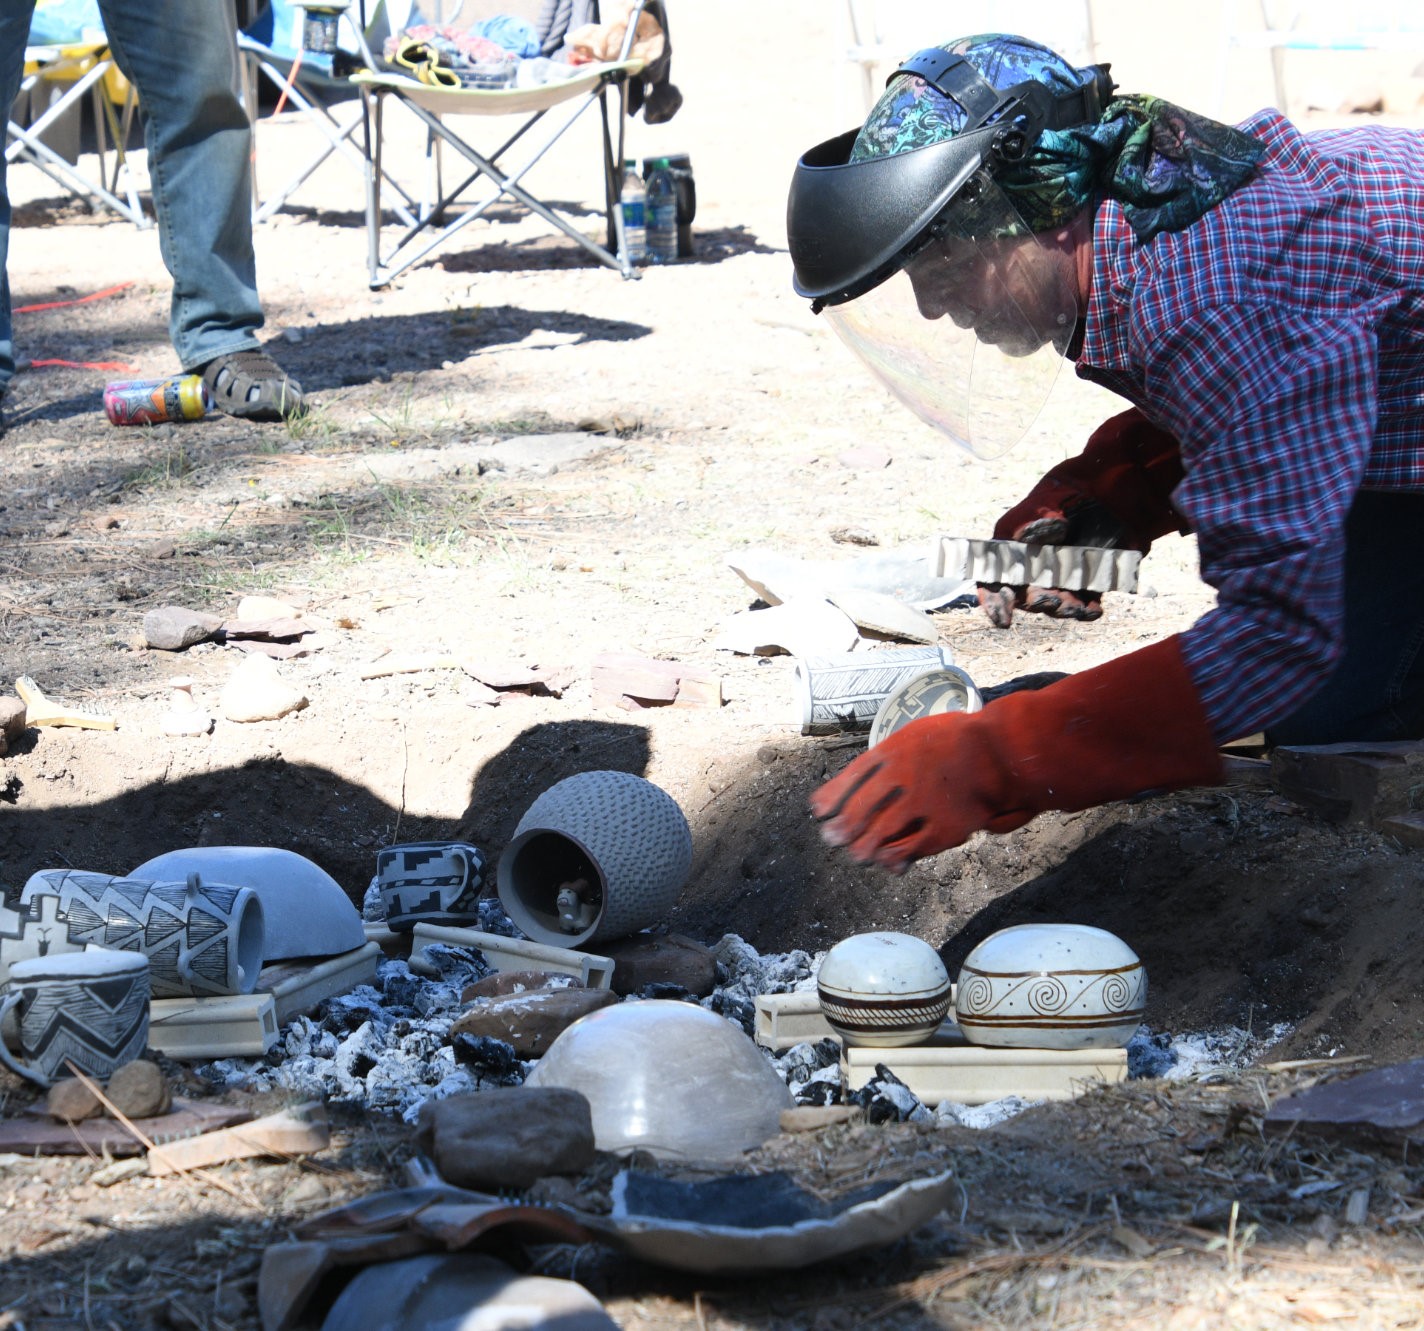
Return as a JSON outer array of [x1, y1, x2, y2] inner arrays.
[[1077, 110, 1424, 741]]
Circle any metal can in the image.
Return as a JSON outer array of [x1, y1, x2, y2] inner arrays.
[[103, 375, 211, 426]]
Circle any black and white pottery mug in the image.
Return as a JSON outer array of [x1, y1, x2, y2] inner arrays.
[[376, 841, 486, 932], [0, 950, 150, 1087]]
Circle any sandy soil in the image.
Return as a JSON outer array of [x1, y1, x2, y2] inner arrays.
[[3, 4, 1424, 1327]]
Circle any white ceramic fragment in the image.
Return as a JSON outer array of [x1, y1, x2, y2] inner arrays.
[[817, 931, 953, 1047], [525, 1000, 793, 1161], [726, 545, 972, 611], [955, 923, 1146, 1050], [237, 594, 300, 621], [825, 588, 939, 644], [715, 598, 860, 657], [933, 535, 1141, 594], [408, 923, 614, 990], [220, 654, 307, 722], [130, 846, 365, 962]]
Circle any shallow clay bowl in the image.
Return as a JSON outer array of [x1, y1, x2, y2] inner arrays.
[[817, 931, 953, 1047], [955, 923, 1145, 1050]]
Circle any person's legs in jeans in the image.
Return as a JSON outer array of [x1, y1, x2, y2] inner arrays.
[[0, 1, 41, 401], [97, 0, 301, 416], [1266, 490, 1424, 745]]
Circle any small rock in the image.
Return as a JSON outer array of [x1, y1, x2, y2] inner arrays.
[[90, 1157, 148, 1187], [603, 933, 718, 998], [780, 1105, 856, 1133], [450, 987, 616, 1057], [416, 1087, 596, 1189], [0, 695, 26, 741], [461, 969, 580, 1002], [236, 594, 300, 621], [835, 446, 892, 470], [142, 605, 223, 651], [220, 654, 308, 723], [47, 1077, 102, 1122], [104, 1060, 171, 1119]]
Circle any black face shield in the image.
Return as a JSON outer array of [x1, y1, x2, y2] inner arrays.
[[787, 48, 1113, 457]]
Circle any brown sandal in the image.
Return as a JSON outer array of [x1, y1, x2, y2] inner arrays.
[[201, 350, 305, 421]]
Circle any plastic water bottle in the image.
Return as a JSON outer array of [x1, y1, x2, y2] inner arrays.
[[620, 160, 647, 266], [645, 157, 678, 265]]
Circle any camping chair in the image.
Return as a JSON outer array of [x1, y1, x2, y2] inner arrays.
[[7, 19, 148, 227], [238, 0, 422, 224], [352, 0, 655, 287], [1215, 0, 1424, 115]]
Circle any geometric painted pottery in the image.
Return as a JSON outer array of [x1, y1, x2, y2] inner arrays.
[[21, 869, 265, 998], [497, 771, 693, 949], [869, 665, 984, 748], [0, 893, 104, 988], [129, 846, 364, 961], [375, 841, 486, 932], [0, 951, 150, 1087], [525, 1000, 793, 1161], [955, 923, 1146, 1051], [816, 931, 953, 1048]]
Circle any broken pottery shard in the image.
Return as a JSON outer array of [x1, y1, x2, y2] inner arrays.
[[320, 1254, 617, 1331], [825, 588, 939, 644], [590, 653, 722, 710], [416, 1087, 596, 1190], [933, 536, 1141, 594], [1264, 1058, 1424, 1146], [726, 545, 972, 612], [450, 986, 617, 1057], [835, 445, 893, 470], [143, 605, 223, 651], [578, 1169, 958, 1275], [236, 594, 299, 622], [715, 598, 860, 658], [220, 653, 308, 723], [220, 616, 311, 642]]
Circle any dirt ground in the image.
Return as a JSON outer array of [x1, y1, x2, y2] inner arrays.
[[3, 4, 1424, 1328]]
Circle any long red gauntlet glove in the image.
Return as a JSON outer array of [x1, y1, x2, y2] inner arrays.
[[980, 407, 1188, 626], [810, 637, 1222, 873]]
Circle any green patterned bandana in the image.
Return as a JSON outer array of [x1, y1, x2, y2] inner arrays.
[[852, 34, 1265, 241]]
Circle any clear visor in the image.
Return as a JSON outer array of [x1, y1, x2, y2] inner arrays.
[[824, 175, 1079, 459]]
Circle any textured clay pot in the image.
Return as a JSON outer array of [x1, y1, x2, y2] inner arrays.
[[497, 770, 692, 948]]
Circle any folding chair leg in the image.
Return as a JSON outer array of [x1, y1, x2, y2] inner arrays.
[[6, 56, 149, 228]]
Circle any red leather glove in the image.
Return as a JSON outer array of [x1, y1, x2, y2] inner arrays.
[[810, 637, 1222, 873], [979, 407, 1187, 626]]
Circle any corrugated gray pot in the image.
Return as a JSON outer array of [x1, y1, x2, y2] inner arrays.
[[497, 770, 692, 948]]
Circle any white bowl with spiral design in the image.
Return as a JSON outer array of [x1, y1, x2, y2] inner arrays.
[[955, 924, 1145, 1050]]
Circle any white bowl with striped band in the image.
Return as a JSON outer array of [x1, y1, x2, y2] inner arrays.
[[816, 931, 953, 1047], [955, 924, 1146, 1050]]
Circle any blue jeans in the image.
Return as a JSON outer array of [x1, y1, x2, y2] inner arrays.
[[0, 0, 264, 391], [1266, 490, 1424, 745]]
